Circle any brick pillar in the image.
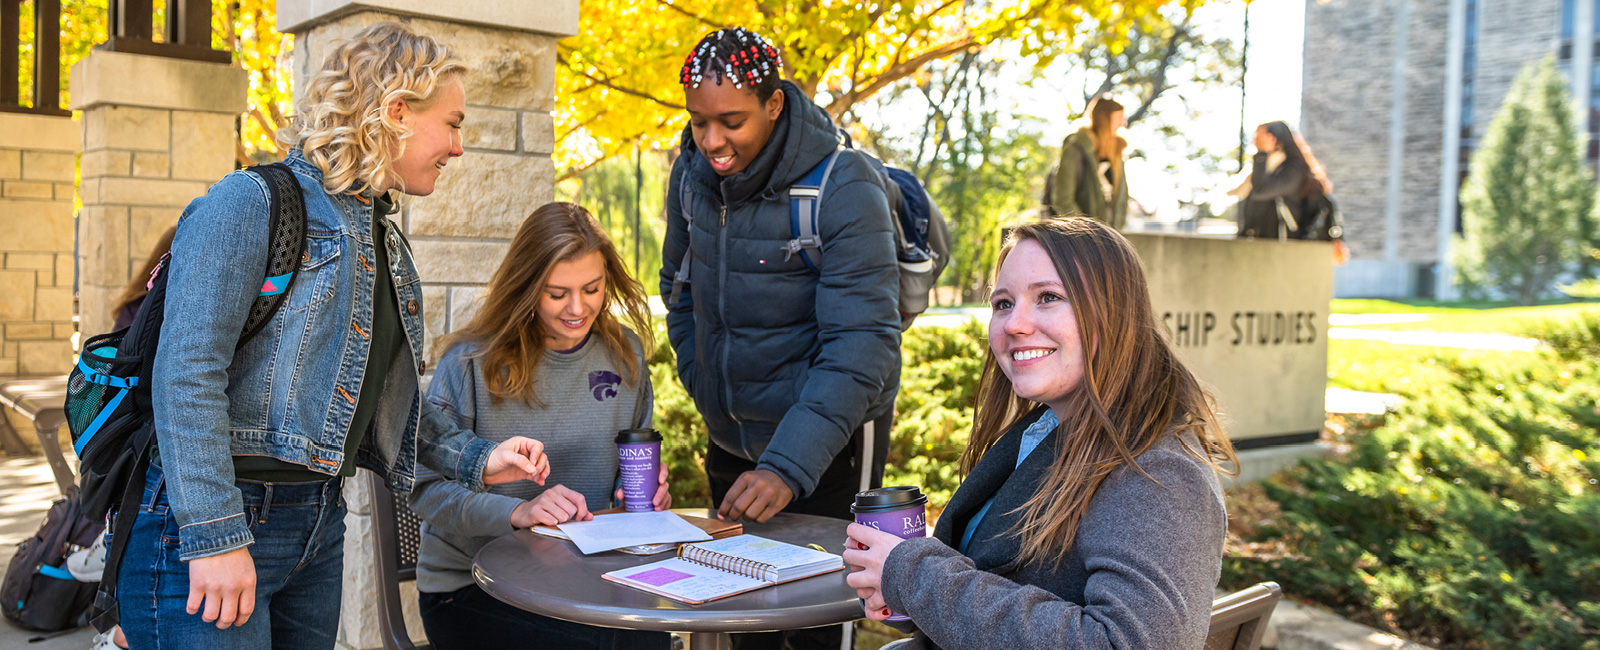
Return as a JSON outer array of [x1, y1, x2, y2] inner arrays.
[[0, 112, 78, 378], [275, 3, 577, 648], [69, 51, 247, 341]]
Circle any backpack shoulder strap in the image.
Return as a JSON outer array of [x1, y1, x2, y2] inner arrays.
[[783, 147, 844, 273], [667, 166, 695, 308], [239, 163, 308, 347]]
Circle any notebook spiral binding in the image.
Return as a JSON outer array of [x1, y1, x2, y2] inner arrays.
[[677, 544, 778, 583]]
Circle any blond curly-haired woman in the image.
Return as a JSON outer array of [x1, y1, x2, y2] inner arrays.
[[118, 22, 551, 650]]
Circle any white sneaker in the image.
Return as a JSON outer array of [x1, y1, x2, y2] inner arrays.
[[90, 630, 119, 650], [66, 528, 108, 582]]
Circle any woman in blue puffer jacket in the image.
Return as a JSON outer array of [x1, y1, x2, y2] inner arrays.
[[659, 26, 902, 650]]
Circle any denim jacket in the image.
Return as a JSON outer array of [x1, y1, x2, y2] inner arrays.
[[152, 150, 495, 561]]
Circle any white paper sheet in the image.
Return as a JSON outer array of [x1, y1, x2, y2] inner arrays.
[[554, 511, 713, 555]]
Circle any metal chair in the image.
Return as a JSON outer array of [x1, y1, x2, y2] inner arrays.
[[875, 580, 1283, 650], [368, 471, 432, 650], [1205, 581, 1283, 650]]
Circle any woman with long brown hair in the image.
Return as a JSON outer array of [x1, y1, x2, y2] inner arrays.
[[1235, 120, 1333, 239], [1042, 94, 1130, 229], [843, 217, 1236, 649], [409, 202, 671, 650]]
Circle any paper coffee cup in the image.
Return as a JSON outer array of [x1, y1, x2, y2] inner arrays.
[[615, 428, 662, 512], [852, 486, 928, 621]]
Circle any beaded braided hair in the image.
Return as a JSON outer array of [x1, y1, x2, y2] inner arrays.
[[679, 28, 784, 102]]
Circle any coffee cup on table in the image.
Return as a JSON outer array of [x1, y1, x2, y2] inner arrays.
[[615, 428, 662, 512]]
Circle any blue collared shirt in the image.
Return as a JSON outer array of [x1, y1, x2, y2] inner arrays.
[[958, 409, 1058, 554]]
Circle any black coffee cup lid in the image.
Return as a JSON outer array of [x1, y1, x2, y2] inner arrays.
[[615, 428, 662, 444], [852, 486, 927, 513]]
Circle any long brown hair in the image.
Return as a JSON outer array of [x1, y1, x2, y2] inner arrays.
[[1261, 121, 1332, 197], [440, 202, 654, 407], [960, 217, 1236, 567], [111, 225, 177, 322], [1082, 94, 1127, 188]]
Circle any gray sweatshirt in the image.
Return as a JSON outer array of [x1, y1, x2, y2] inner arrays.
[[880, 410, 1226, 649], [409, 333, 653, 593]]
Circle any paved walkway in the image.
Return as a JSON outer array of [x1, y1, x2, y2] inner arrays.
[[0, 456, 97, 649]]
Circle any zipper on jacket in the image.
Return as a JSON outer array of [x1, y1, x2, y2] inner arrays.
[[714, 186, 747, 456]]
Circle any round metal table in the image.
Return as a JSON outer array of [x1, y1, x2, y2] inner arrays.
[[473, 508, 862, 650]]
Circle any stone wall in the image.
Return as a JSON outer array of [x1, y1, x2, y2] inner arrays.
[[278, 5, 572, 648], [0, 112, 79, 377], [1473, 0, 1562, 131], [69, 51, 247, 341], [1303, 0, 1563, 298]]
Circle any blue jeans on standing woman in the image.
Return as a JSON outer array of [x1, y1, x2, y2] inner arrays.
[[117, 465, 347, 650]]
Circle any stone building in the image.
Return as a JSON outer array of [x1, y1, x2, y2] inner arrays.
[[1303, 0, 1593, 299]]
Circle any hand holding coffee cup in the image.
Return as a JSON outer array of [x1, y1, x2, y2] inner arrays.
[[843, 486, 929, 621], [843, 523, 906, 621]]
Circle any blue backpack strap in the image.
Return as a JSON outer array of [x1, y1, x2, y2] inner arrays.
[[668, 169, 695, 308], [783, 148, 843, 272]]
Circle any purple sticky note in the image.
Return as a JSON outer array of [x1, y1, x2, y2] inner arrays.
[[628, 567, 694, 586]]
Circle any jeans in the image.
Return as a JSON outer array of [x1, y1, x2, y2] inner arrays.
[[419, 583, 670, 650], [706, 412, 892, 650], [117, 466, 347, 650]]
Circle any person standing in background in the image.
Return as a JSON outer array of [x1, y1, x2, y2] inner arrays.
[[1231, 120, 1332, 240], [1042, 94, 1129, 229]]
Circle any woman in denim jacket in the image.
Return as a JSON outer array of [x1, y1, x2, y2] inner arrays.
[[118, 23, 551, 650]]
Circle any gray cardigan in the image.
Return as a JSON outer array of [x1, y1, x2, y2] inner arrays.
[[880, 409, 1226, 649]]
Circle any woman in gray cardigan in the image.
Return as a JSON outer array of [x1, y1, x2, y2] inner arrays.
[[843, 217, 1237, 649]]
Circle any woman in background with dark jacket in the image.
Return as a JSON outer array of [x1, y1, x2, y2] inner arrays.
[[1235, 120, 1331, 239], [842, 218, 1236, 650]]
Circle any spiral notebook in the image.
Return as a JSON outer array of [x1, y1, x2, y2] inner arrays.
[[601, 534, 844, 604]]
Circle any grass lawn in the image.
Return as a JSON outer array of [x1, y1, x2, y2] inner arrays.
[[1326, 339, 1532, 394], [1330, 299, 1600, 334]]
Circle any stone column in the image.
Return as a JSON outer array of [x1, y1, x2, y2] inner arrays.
[[0, 112, 78, 380], [275, 3, 576, 648], [69, 51, 247, 341]]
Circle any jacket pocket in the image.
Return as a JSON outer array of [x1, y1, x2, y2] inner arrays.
[[287, 234, 342, 312]]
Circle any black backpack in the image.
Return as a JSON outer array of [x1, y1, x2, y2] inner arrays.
[[1298, 193, 1345, 241], [63, 163, 306, 632], [0, 489, 101, 632]]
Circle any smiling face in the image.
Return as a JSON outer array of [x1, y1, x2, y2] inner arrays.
[[684, 80, 784, 176], [386, 78, 465, 196], [536, 250, 607, 351], [989, 238, 1087, 416]]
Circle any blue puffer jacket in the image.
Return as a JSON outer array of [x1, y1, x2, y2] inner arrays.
[[659, 81, 901, 498]]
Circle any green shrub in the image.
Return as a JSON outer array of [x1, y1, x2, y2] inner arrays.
[[1225, 314, 1600, 649], [887, 320, 987, 511]]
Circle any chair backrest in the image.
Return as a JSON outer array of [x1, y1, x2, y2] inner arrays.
[[368, 471, 431, 650], [1205, 581, 1282, 650]]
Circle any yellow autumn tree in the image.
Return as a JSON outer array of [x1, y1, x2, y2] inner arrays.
[[36, 0, 290, 163], [556, 0, 1207, 178]]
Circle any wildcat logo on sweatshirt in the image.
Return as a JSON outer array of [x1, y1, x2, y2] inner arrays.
[[589, 370, 622, 401]]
